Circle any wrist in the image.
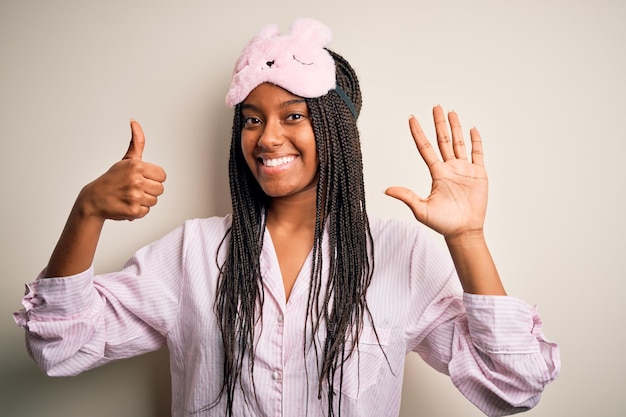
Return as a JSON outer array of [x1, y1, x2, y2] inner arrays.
[[444, 229, 506, 295], [444, 229, 486, 250], [74, 184, 104, 222]]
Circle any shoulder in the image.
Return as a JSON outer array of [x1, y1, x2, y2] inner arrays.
[[176, 215, 233, 247], [183, 214, 232, 233], [142, 215, 232, 252], [367, 213, 450, 262], [368, 213, 425, 242], [166, 215, 233, 264]]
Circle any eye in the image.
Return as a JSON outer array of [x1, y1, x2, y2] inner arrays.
[[242, 116, 262, 126], [286, 113, 306, 122]]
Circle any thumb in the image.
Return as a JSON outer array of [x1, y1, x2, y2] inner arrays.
[[384, 186, 427, 221], [123, 120, 145, 160]]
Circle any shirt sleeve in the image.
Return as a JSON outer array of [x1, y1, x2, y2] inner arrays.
[[448, 293, 560, 416], [12, 223, 186, 377], [404, 229, 560, 416]]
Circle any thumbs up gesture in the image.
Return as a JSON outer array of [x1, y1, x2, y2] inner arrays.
[[77, 121, 166, 221]]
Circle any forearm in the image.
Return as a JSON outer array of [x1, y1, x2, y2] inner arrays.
[[445, 230, 506, 295], [44, 195, 105, 278]]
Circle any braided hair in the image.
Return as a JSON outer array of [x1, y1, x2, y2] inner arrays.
[[213, 49, 377, 416]]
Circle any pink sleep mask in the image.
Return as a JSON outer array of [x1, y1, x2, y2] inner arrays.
[[225, 18, 336, 106]]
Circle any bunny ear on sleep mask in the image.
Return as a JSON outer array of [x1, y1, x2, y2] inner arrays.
[[225, 18, 336, 106]]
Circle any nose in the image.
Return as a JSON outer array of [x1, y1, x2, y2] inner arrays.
[[256, 119, 284, 149]]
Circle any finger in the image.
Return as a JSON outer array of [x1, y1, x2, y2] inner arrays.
[[384, 186, 428, 223], [447, 111, 467, 160], [143, 162, 167, 183], [433, 105, 454, 161], [124, 120, 145, 160], [126, 191, 160, 220], [131, 205, 151, 220], [143, 179, 165, 197], [141, 193, 159, 208], [470, 127, 485, 166], [408, 115, 439, 169]]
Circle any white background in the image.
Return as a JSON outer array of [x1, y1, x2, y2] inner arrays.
[[1, 1, 624, 416]]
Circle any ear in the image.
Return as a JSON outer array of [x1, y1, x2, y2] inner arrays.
[[289, 18, 332, 47], [233, 23, 281, 71], [255, 23, 281, 40]]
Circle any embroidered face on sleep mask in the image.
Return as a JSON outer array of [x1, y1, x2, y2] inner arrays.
[[225, 18, 336, 107]]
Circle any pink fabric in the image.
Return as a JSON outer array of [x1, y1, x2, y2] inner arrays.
[[14, 215, 560, 416], [225, 18, 336, 106]]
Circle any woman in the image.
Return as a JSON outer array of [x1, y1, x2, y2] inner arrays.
[[14, 18, 559, 417]]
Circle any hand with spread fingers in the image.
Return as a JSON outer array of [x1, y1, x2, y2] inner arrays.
[[386, 105, 504, 295], [385, 105, 488, 240]]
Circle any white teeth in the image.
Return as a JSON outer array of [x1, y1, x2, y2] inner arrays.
[[263, 156, 295, 167]]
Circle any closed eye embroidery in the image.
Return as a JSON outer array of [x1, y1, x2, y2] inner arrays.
[[293, 55, 313, 65]]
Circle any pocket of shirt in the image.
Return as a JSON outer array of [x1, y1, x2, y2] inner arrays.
[[331, 325, 391, 400]]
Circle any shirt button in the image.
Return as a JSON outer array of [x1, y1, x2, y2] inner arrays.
[[277, 315, 283, 323], [272, 370, 281, 381]]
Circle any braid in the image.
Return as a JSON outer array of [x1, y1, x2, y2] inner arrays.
[[305, 50, 377, 416], [208, 106, 267, 415], [211, 50, 378, 417]]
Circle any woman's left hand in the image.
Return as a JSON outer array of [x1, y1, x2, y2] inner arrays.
[[385, 105, 488, 240]]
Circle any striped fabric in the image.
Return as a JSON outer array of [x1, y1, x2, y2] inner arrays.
[[14, 215, 560, 417]]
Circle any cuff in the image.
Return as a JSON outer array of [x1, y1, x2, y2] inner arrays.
[[463, 292, 541, 354], [13, 267, 96, 328]]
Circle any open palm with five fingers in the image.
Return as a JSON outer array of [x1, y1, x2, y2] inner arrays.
[[385, 105, 488, 240]]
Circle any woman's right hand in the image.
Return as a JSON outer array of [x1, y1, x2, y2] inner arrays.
[[44, 120, 166, 278], [76, 120, 166, 222]]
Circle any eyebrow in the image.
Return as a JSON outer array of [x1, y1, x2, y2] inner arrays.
[[280, 98, 307, 108], [241, 98, 307, 112]]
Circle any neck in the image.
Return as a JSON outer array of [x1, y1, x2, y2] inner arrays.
[[266, 191, 317, 233]]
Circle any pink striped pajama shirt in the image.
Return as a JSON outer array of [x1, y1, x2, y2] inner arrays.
[[14, 214, 560, 416]]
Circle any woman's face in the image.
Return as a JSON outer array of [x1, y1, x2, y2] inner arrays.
[[240, 83, 319, 200]]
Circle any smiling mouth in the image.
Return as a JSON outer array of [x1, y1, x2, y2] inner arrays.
[[261, 156, 296, 167]]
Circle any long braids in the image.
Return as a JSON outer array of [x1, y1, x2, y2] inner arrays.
[[211, 106, 267, 414], [213, 49, 376, 417], [306, 50, 376, 415]]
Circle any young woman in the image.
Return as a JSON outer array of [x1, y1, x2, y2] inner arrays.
[[14, 18, 559, 417]]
